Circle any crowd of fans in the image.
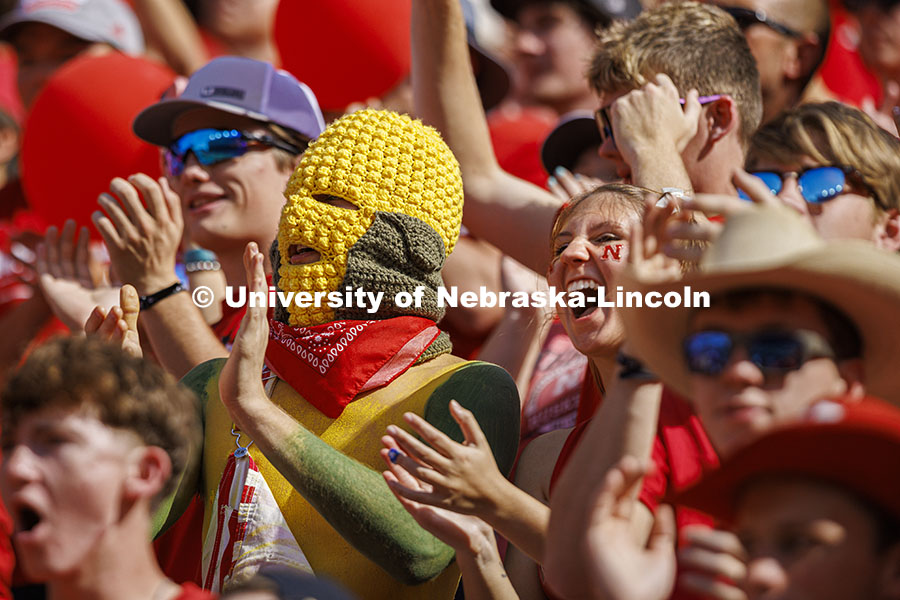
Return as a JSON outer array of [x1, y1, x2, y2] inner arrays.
[[0, 0, 898, 599]]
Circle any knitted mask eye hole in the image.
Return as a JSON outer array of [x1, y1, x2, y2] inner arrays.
[[313, 194, 359, 211]]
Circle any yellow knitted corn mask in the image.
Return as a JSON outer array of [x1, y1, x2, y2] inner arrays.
[[277, 110, 463, 326]]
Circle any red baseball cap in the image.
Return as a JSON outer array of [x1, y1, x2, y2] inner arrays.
[[673, 396, 900, 523]]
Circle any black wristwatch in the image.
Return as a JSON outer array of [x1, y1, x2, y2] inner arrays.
[[616, 352, 659, 381], [139, 282, 186, 311]]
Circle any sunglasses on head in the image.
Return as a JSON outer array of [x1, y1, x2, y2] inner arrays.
[[164, 128, 302, 177], [683, 328, 836, 377], [594, 95, 724, 148], [719, 6, 804, 38], [738, 165, 884, 208]]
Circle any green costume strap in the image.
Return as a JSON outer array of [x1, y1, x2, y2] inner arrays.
[[178, 356, 519, 599]]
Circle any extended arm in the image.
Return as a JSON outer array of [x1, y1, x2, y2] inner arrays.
[[411, 0, 560, 273], [217, 243, 520, 584]]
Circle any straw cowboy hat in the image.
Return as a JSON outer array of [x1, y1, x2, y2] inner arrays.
[[618, 206, 900, 403]]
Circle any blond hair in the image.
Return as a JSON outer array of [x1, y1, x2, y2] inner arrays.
[[589, 1, 762, 146], [747, 102, 900, 212]]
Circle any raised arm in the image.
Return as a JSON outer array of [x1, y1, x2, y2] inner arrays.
[[411, 0, 561, 273], [131, 0, 208, 76], [215, 242, 520, 584]]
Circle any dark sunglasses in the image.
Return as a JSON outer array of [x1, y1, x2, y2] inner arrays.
[[719, 6, 804, 38], [684, 329, 836, 377], [164, 128, 302, 177], [738, 165, 884, 208], [594, 95, 723, 148]]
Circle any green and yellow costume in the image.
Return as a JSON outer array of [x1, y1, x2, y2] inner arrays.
[[177, 110, 519, 599]]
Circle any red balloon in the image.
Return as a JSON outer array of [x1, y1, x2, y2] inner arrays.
[[21, 53, 174, 235], [274, 0, 412, 111]]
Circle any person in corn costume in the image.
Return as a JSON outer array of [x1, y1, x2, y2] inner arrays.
[[172, 110, 520, 598]]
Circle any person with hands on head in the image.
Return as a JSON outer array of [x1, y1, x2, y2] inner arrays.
[[89, 56, 324, 379], [175, 109, 520, 598], [412, 0, 761, 274]]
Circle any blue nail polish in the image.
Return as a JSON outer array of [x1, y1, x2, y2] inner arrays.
[[388, 448, 400, 463], [555, 166, 567, 176], [547, 176, 558, 187]]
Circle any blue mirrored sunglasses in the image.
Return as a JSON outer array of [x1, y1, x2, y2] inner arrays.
[[683, 329, 836, 377], [738, 165, 884, 207], [164, 128, 301, 177]]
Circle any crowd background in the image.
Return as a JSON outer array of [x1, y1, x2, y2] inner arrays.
[[0, 0, 898, 599]]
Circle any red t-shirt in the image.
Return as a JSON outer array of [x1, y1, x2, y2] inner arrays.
[[549, 387, 719, 600], [818, 1, 881, 107], [488, 105, 557, 189]]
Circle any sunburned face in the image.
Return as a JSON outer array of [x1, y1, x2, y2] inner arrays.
[[167, 109, 296, 257], [687, 295, 862, 457], [736, 479, 892, 600], [0, 407, 144, 580], [547, 195, 639, 358]]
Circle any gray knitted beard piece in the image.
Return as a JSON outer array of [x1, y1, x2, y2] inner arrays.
[[337, 211, 445, 322], [269, 212, 453, 359]]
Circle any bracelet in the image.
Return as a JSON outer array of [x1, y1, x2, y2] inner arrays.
[[185, 259, 221, 273], [616, 352, 659, 381], [183, 248, 217, 263], [139, 282, 186, 311]]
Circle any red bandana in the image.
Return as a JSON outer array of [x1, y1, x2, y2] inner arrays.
[[264, 317, 441, 418]]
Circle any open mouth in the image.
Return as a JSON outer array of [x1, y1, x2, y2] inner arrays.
[[17, 507, 40, 533], [10, 498, 45, 538], [567, 279, 601, 319], [288, 243, 321, 265]]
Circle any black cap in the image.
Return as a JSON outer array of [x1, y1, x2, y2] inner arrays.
[[540, 111, 602, 174]]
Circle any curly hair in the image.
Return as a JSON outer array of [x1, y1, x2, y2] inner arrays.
[[2, 336, 201, 505]]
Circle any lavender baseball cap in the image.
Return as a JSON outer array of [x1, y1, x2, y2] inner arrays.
[[133, 56, 325, 147], [0, 0, 144, 55]]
